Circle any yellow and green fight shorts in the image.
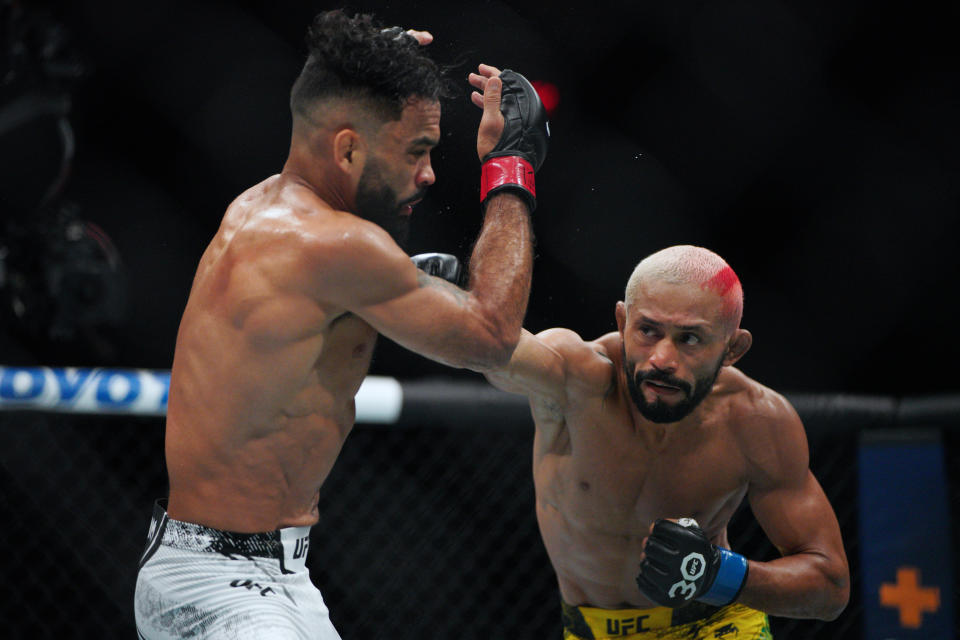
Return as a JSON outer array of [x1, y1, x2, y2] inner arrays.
[[561, 600, 772, 639]]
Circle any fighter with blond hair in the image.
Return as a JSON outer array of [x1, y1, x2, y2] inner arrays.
[[483, 245, 850, 639]]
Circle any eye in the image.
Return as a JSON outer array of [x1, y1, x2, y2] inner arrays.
[[638, 324, 659, 338], [679, 333, 701, 346]]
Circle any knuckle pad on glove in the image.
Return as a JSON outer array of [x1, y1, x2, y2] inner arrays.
[[484, 69, 549, 171], [644, 536, 677, 559], [410, 253, 462, 285], [639, 556, 670, 577]]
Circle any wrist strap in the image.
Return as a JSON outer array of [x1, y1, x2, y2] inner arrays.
[[480, 156, 536, 210], [698, 548, 748, 606]]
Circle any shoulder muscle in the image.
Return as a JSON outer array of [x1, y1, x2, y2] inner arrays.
[[734, 381, 810, 490]]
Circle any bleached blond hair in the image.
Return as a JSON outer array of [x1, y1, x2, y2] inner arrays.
[[625, 245, 744, 333]]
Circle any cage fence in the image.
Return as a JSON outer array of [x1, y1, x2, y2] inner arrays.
[[0, 385, 957, 639]]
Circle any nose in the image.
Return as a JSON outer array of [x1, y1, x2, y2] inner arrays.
[[648, 338, 678, 373], [417, 159, 436, 188]]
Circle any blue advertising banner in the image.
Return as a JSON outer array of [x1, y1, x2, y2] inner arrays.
[[859, 429, 954, 639], [0, 366, 403, 422]]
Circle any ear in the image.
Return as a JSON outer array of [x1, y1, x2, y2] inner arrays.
[[333, 127, 365, 177], [723, 329, 752, 366], [615, 301, 627, 336]]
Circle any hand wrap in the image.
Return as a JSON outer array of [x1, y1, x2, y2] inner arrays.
[[635, 518, 748, 608], [481, 69, 549, 212]]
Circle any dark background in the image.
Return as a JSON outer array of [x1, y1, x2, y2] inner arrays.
[[3, 0, 959, 392], [1, 3, 958, 638]]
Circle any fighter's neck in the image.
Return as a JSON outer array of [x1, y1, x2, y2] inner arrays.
[[281, 155, 352, 213]]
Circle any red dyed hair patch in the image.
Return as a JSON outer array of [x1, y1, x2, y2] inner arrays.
[[702, 265, 739, 297]]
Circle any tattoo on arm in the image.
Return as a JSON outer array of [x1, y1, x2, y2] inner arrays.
[[417, 272, 470, 306], [544, 399, 564, 422], [532, 396, 564, 424]]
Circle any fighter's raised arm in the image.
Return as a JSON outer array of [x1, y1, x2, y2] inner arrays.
[[319, 64, 548, 370]]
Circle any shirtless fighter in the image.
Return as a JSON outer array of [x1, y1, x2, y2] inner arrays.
[[134, 11, 548, 639], [484, 245, 849, 639]]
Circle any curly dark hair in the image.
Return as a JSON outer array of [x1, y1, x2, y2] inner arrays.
[[290, 10, 450, 122]]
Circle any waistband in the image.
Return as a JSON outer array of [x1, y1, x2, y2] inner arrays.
[[562, 600, 723, 637], [141, 499, 313, 574]]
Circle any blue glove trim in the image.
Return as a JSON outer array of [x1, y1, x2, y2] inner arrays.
[[698, 548, 748, 606]]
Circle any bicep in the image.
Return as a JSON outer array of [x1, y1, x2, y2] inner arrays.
[[744, 400, 846, 565], [484, 329, 568, 404], [749, 470, 845, 559]]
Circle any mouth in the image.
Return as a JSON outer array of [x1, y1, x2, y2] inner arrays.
[[400, 196, 424, 216], [641, 379, 683, 398]]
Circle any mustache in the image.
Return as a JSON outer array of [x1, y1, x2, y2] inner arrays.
[[634, 369, 692, 394]]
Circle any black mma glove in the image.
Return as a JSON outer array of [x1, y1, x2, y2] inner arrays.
[[480, 69, 550, 212], [635, 518, 749, 608], [411, 253, 462, 286]]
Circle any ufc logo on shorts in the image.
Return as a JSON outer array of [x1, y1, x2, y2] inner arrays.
[[606, 616, 650, 635], [293, 536, 310, 560], [229, 579, 275, 597], [668, 552, 706, 601]]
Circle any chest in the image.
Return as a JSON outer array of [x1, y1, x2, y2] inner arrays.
[[552, 407, 748, 533]]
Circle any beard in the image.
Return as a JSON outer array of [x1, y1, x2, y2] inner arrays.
[[623, 344, 724, 424], [355, 157, 422, 250]]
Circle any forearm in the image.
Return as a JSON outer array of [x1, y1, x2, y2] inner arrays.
[[464, 191, 534, 367], [737, 552, 850, 620]]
